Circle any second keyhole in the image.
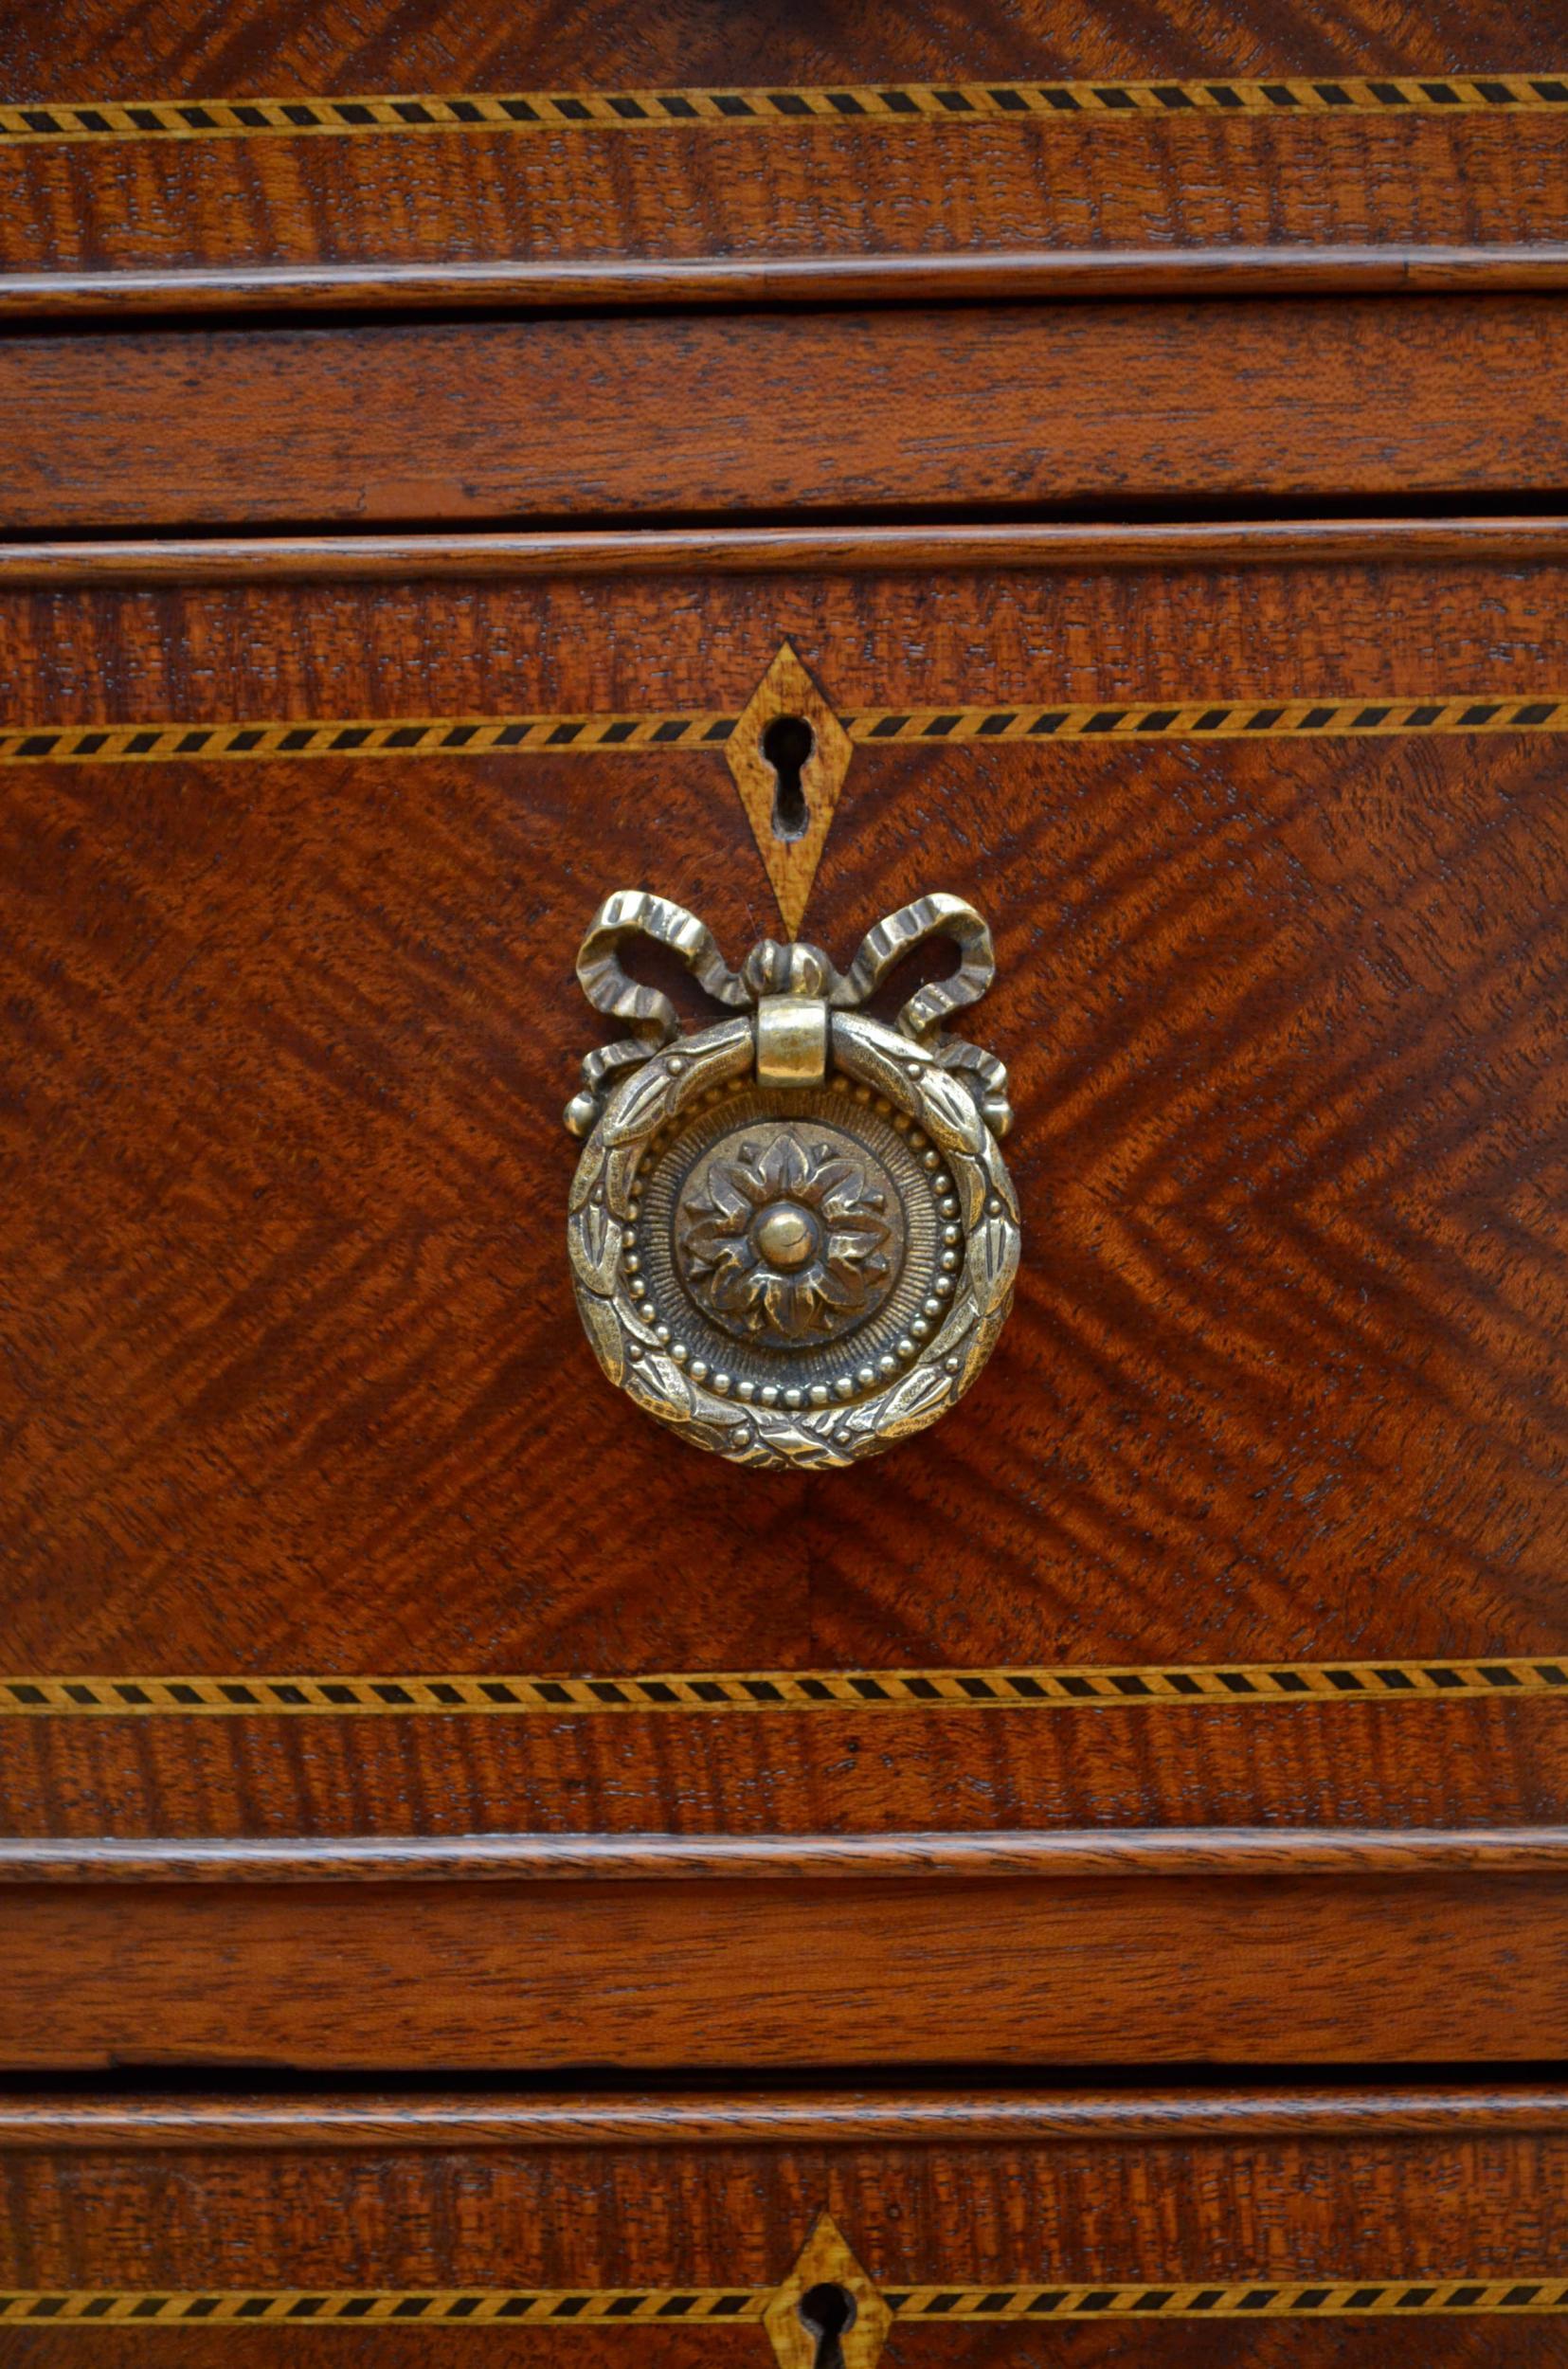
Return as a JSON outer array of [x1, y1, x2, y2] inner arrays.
[[763, 713, 816, 841]]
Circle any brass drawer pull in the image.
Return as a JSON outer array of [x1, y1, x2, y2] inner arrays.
[[566, 891, 1019, 1469]]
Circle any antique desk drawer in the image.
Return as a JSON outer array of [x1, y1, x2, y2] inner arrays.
[[3, 2085, 1567, 2365], [4, 296, 1568, 529], [1, 522, 1564, 2069], [4, 1848, 1567, 2070]]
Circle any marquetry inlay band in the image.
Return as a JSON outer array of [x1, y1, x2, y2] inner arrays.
[[2, 77, 1565, 146], [1, 1660, 1560, 1717], [3, 694, 1568, 768], [2, 2277, 1564, 2326]]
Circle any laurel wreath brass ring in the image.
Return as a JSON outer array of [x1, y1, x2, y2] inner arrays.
[[565, 892, 1020, 1471]]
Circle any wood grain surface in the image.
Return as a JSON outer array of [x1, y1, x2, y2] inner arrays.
[[8, 245, 1568, 321], [2, 555, 1564, 1689], [4, 2, 1568, 290], [1, 1871, 1564, 2067], [7, 298, 1568, 528], [9, 548, 1568, 723], [9, 0, 1568, 92], [6, 117, 1567, 293], [4, 0, 1567, 2321], [2, 2076, 1564, 2349], [6, 539, 1563, 2083], [4, 2097, 1566, 2369], [7, 1825, 1568, 1882], [4, 1695, 1564, 1854], [8, 517, 1568, 584]]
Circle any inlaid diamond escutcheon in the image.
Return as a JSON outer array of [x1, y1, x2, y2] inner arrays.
[[725, 642, 854, 937]]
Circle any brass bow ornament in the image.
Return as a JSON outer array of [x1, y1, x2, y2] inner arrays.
[[564, 892, 1019, 1470]]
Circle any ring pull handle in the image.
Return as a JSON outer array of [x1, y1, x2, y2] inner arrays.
[[564, 888, 1019, 1468]]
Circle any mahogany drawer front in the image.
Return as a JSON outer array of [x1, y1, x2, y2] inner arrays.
[[5, 532, 1568, 1690], [3, 2085, 1567, 2366], [7, 297, 1568, 528], [4, 12, 1568, 298], [2, 525, 1566, 2066], [0, 523, 1563, 2066], [5, 1854, 1568, 2071]]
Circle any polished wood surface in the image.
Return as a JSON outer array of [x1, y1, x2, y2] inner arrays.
[[6, 298, 1568, 528], [3, 1871, 1564, 2068], [2, 2081, 1564, 2364], [7, 516, 1568, 583], [2, 0, 1567, 2334], [5, 2083, 1565, 2144], [2, 552, 1564, 1683], [5, 1692, 1563, 1855], [7, 1825, 1567, 1880], [9, 0, 1567, 89], [9, 546, 1568, 723], [7, 2079, 1566, 2265], [2, 531, 1563, 2088], [9, 244, 1568, 319], [4, 0, 1568, 295], [6, 2085, 1563, 2265], [6, 118, 1566, 295]]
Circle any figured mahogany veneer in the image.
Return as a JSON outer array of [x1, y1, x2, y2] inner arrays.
[[7, 0, 1568, 97], [6, 0, 1568, 293], [1, 529, 1565, 2072], [1, 2085, 1566, 2364], [2, 544, 1565, 1687]]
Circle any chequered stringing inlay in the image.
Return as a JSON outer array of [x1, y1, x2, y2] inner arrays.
[[1, 1660, 1561, 1716], [0, 713, 737, 765], [2, 2277, 1565, 2324], [3, 694, 1568, 768], [2, 76, 1566, 145]]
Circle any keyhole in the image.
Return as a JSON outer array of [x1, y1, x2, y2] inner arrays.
[[764, 714, 815, 841], [798, 2281, 857, 2369]]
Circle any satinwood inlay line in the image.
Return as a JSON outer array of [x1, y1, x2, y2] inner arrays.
[[3, 77, 1566, 145], [0, 1660, 1561, 1716], [1, 2277, 1564, 2324], [3, 693, 1568, 767]]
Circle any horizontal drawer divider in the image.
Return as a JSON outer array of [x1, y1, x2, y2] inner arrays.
[[7, 243, 1568, 320], [7, 515, 1568, 581], [4, 1825, 1565, 1883], [4, 2083, 1568, 2148]]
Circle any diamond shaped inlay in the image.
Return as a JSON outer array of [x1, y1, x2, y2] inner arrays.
[[726, 643, 854, 938], [764, 2214, 892, 2369]]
